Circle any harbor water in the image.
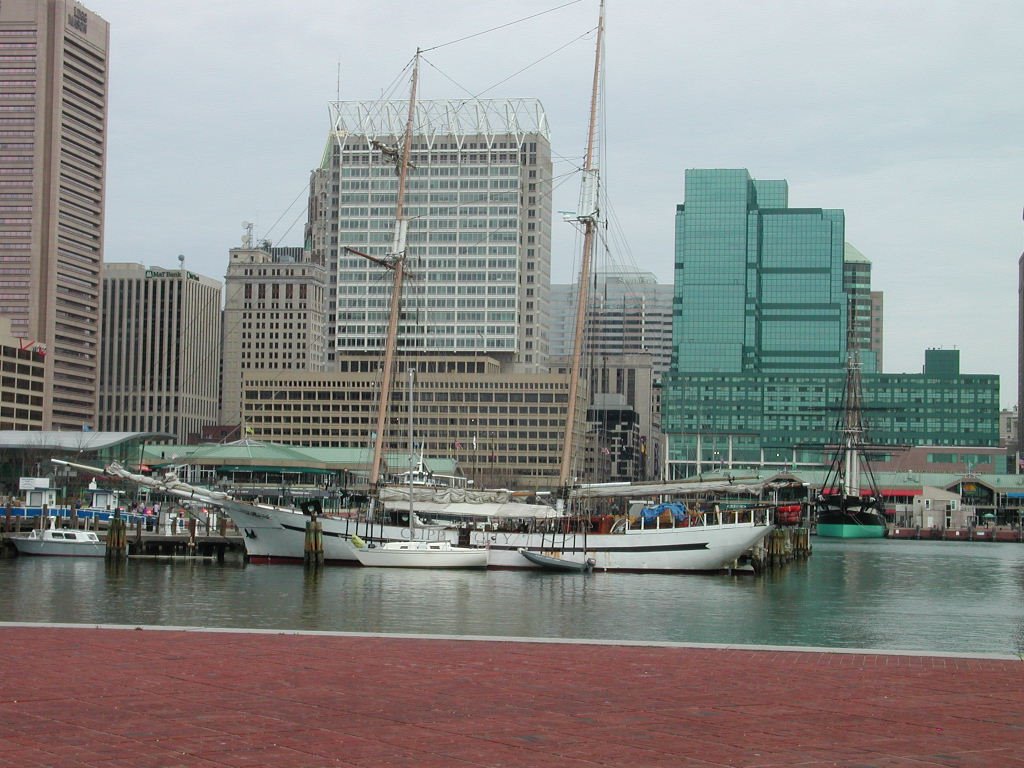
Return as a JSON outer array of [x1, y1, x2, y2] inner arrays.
[[2, 538, 1022, 656]]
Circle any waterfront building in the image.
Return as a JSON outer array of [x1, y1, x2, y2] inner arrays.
[[240, 355, 582, 490], [305, 99, 552, 370], [98, 263, 221, 441], [0, 0, 109, 430], [221, 233, 327, 426], [662, 169, 999, 478]]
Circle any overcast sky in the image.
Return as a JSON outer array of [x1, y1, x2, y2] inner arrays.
[[92, 0, 1023, 408]]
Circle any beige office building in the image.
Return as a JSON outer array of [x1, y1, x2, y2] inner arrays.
[[221, 242, 327, 426], [239, 355, 587, 490], [0, 1, 109, 429], [98, 263, 221, 441]]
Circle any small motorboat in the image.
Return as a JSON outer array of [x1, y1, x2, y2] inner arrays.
[[518, 548, 596, 572], [10, 518, 104, 557]]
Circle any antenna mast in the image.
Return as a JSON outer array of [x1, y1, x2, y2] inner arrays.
[[559, 2, 604, 490]]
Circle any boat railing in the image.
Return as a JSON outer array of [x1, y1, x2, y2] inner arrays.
[[622, 506, 771, 532]]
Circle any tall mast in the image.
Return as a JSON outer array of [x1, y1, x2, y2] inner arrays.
[[369, 50, 420, 487], [559, 2, 605, 489]]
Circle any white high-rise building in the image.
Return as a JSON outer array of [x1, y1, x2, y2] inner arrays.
[[305, 99, 552, 370]]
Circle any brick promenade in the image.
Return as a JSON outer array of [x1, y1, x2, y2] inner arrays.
[[0, 624, 1021, 767]]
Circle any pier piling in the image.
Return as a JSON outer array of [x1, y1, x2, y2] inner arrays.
[[304, 516, 324, 566]]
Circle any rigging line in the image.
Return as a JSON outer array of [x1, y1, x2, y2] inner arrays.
[[271, 203, 311, 248], [263, 183, 311, 242], [421, 27, 596, 106], [421, 0, 584, 53]]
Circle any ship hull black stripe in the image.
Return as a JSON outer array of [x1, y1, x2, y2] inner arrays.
[[489, 543, 710, 553]]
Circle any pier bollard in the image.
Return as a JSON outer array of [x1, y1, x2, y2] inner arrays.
[[106, 510, 127, 561], [304, 516, 324, 566]]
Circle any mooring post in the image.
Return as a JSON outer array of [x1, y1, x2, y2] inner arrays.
[[304, 515, 324, 566], [105, 509, 126, 561]]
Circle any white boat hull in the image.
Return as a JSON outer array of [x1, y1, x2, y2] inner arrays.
[[10, 532, 104, 558], [352, 543, 488, 569], [222, 500, 458, 564], [221, 500, 771, 572], [481, 523, 770, 572]]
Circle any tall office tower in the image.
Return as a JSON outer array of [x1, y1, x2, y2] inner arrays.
[[221, 238, 326, 426], [870, 290, 884, 373], [662, 169, 997, 478], [0, 1, 109, 430], [550, 270, 674, 381], [549, 269, 670, 481], [305, 99, 552, 369], [99, 263, 222, 441], [843, 243, 876, 364], [672, 169, 852, 377]]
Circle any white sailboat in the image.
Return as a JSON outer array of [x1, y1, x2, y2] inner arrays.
[[349, 367, 488, 568]]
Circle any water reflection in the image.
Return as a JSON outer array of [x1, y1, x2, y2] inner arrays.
[[2, 539, 1023, 654]]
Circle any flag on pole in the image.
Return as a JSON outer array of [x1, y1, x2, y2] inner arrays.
[[454, 440, 462, 450], [472, 435, 477, 450]]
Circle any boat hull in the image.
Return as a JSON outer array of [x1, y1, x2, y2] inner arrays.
[[475, 523, 771, 572], [223, 500, 457, 565], [816, 497, 888, 539], [10, 537, 104, 557], [352, 546, 488, 569], [222, 501, 772, 572], [816, 522, 887, 539]]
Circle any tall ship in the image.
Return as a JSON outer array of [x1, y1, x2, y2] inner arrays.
[[815, 305, 888, 538], [61, 4, 774, 571]]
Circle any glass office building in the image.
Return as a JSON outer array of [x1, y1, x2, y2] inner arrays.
[[662, 169, 999, 478]]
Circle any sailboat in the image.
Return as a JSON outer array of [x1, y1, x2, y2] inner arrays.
[[349, 367, 488, 568], [815, 303, 888, 538]]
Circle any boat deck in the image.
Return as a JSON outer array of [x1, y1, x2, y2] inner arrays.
[[0, 624, 1020, 767]]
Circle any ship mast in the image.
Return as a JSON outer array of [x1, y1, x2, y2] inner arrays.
[[362, 51, 420, 488], [558, 1, 605, 490]]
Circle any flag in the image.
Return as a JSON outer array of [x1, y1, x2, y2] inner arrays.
[[245, 426, 254, 435], [454, 440, 462, 450], [601, 447, 610, 456]]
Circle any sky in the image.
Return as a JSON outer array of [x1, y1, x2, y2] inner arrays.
[[92, 0, 1023, 407]]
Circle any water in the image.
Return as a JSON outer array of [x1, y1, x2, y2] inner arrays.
[[3, 539, 1023, 655]]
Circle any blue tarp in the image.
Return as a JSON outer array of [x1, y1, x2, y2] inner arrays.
[[640, 503, 689, 522]]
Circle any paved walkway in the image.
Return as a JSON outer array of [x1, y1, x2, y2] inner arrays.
[[1, 624, 1021, 767]]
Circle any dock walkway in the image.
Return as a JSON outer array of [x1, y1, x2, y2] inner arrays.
[[0, 624, 1020, 767]]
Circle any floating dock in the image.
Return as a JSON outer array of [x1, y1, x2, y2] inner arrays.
[[0, 624, 1019, 766]]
